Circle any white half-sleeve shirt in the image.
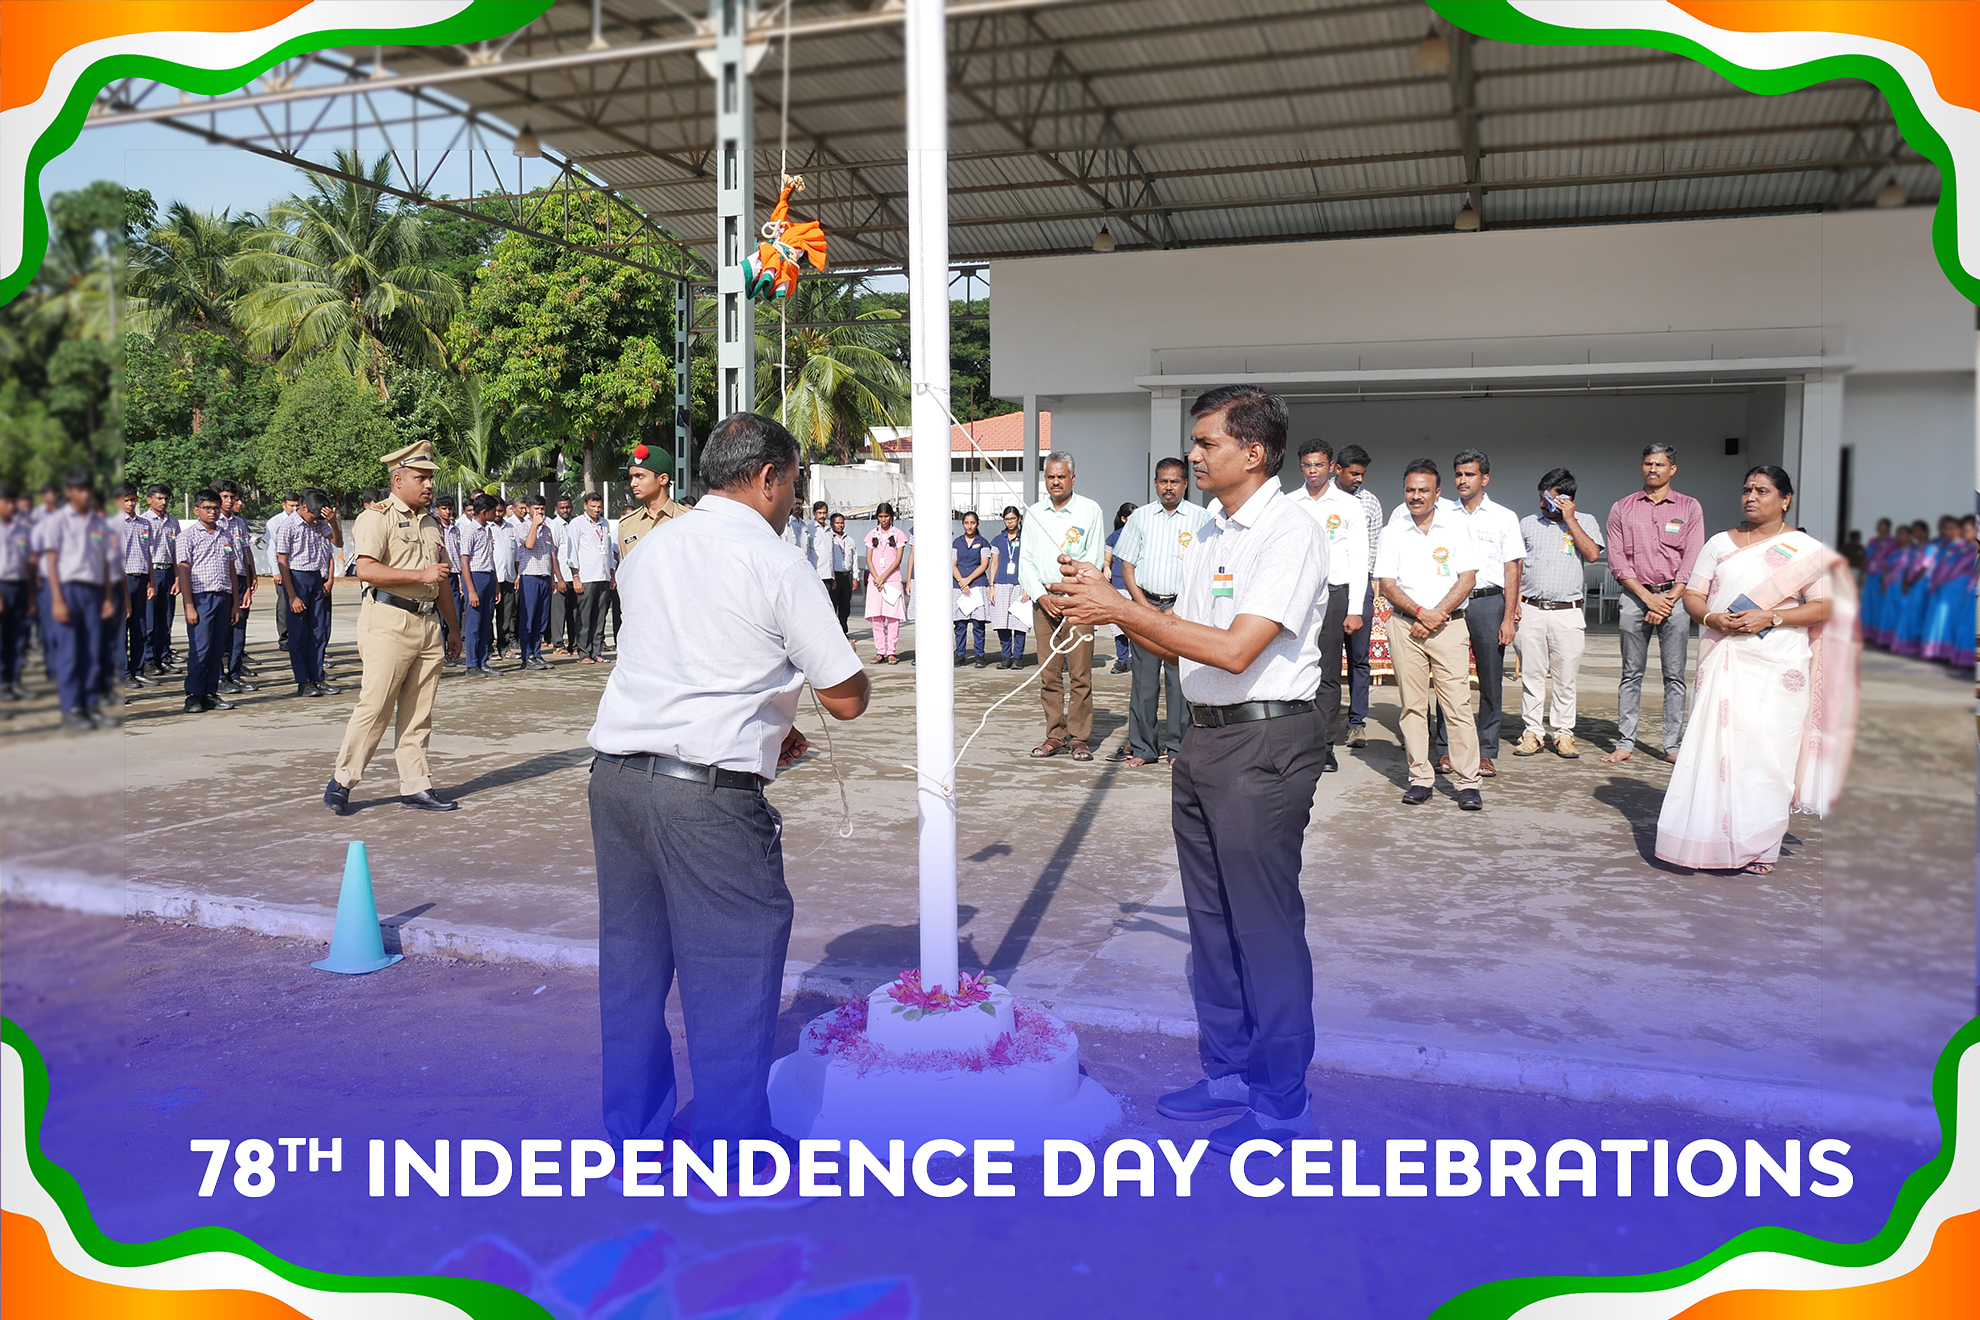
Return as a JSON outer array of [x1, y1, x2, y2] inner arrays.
[[1176, 481, 1329, 705], [588, 493, 863, 779]]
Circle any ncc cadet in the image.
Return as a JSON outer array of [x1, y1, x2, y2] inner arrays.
[[617, 444, 688, 564], [36, 468, 122, 730], [324, 441, 464, 815], [140, 483, 180, 675], [215, 480, 258, 693], [275, 486, 344, 697], [174, 488, 241, 714]]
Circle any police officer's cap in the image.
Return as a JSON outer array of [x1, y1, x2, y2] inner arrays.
[[382, 440, 440, 473], [628, 443, 673, 478]]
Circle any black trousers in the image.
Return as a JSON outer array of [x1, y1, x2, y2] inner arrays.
[[1313, 584, 1349, 746], [549, 583, 572, 650], [1431, 591, 1507, 759], [273, 576, 290, 645], [830, 571, 854, 633], [1127, 598, 1184, 760], [575, 582, 611, 658], [589, 758, 790, 1147], [125, 572, 150, 679], [1171, 708, 1325, 1121], [495, 579, 518, 653]]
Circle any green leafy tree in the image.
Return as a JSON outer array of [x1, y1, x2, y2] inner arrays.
[[0, 381, 81, 492], [418, 196, 508, 297], [449, 185, 684, 488], [125, 329, 277, 497], [233, 149, 462, 390], [755, 278, 907, 464], [255, 353, 402, 498], [128, 202, 257, 339], [861, 290, 1013, 425]]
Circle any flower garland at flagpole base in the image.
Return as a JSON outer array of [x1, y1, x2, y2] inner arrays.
[[768, 968, 1122, 1154]]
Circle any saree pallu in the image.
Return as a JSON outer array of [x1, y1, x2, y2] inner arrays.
[[1656, 531, 1859, 871]]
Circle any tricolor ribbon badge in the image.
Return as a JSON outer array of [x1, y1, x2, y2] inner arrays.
[[1433, 546, 1452, 575]]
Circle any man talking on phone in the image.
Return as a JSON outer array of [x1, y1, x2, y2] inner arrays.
[[1047, 385, 1328, 1154]]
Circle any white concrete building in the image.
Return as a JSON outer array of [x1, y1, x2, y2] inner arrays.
[[992, 207, 1975, 543]]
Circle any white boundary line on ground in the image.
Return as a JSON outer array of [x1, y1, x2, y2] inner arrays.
[[3, 866, 1936, 1140]]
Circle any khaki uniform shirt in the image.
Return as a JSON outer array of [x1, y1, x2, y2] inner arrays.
[[351, 495, 447, 601], [618, 497, 688, 564]]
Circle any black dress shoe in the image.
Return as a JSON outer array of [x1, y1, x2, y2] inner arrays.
[[1457, 788, 1484, 811], [217, 678, 245, 694], [89, 707, 122, 729], [1402, 785, 1433, 805], [1322, 749, 1339, 773], [297, 683, 320, 698], [314, 682, 343, 696], [402, 789, 459, 812], [323, 778, 350, 815], [238, 666, 261, 678], [234, 678, 258, 692], [61, 710, 95, 732], [207, 695, 236, 711]]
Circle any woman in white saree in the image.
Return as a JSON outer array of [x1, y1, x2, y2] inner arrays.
[[1655, 466, 1859, 875]]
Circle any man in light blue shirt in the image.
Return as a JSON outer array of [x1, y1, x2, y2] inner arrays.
[[1017, 450, 1107, 759], [1110, 456, 1211, 764]]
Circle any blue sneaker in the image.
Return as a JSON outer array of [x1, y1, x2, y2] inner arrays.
[[1155, 1075, 1250, 1122], [1207, 1105, 1317, 1156]]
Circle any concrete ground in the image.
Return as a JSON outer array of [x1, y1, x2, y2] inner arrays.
[[1, 592, 1972, 1138]]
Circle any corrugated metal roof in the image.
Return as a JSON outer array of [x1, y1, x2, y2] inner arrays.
[[353, 0, 1939, 264]]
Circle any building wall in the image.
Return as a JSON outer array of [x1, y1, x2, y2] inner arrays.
[[1843, 372, 1978, 532], [989, 209, 1975, 531]]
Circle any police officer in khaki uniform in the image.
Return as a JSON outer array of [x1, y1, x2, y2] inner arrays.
[[617, 444, 689, 564], [324, 441, 464, 815]]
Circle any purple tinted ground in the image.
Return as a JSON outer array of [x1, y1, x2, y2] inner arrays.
[[2, 906, 1937, 1320]]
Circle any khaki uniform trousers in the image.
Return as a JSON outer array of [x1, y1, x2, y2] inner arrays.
[[1514, 604, 1587, 736], [333, 598, 444, 794], [1034, 603, 1094, 746], [1391, 616, 1481, 790]]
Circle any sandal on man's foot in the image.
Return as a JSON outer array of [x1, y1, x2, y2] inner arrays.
[[1070, 741, 1094, 761], [1030, 739, 1065, 758]]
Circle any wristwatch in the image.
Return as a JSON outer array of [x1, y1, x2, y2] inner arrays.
[[1770, 611, 1784, 629]]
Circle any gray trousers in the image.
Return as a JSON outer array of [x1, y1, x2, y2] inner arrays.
[[1617, 591, 1691, 753], [589, 757, 790, 1148], [1171, 708, 1325, 1121], [1431, 592, 1506, 759], [1127, 598, 1184, 760]]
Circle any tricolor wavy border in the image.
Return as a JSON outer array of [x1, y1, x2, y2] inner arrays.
[[0, 0, 553, 304], [1434, 0, 1979, 303], [1, 1017, 550, 1318]]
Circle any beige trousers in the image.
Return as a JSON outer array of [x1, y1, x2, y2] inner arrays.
[[1034, 603, 1095, 745], [1515, 605, 1587, 736], [333, 599, 444, 794], [1392, 617, 1480, 789]]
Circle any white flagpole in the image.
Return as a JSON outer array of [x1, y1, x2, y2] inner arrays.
[[906, 0, 957, 995]]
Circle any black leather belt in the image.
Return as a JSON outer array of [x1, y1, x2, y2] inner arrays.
[[368, 588, 437, 615], [594, 751, 766, 792], [1522, 597, 1581, 611], [1641, 580, 1678, 593], [1144, 593, 1177, 605], [1469, 585, 1504, 599], [1187, 698, 1316, 728]]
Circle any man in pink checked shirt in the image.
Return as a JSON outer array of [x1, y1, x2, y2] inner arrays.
[[1602, 443, 1704, 765]]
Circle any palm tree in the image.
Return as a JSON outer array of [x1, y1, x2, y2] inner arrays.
[[232, 148, 461, 391], [27, 190, 122, 342], [431, 372, 540, 493], [127, 202, 256, 338], [751, 277, 908, 464]]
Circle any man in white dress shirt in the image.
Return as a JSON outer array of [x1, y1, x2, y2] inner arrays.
[[1048, 384, 1328, 1154], [1018, 451, 1107, 760], [1428, 449, 1524, 778], [1292, 438, 1368, 774], [1377, 460, 1485, 809], [587, 411, 869, 1169]]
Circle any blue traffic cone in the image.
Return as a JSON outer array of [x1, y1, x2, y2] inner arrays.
[[311, 841, 404, 975]]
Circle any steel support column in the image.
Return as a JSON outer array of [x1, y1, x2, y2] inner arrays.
[[674, 278, 693, 492], [712, 0, 754, 417]]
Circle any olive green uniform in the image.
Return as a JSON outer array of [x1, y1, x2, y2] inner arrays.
[[332, 492, 449, 794]]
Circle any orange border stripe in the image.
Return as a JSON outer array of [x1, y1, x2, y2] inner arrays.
[[0, 1, 310, 111], [1673, 2, 1980, 110], [1, 1209, 313, 1320]]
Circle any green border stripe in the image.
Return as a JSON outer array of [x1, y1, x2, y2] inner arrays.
[[1430, 0, 1977, 305], [1, 1016, 553, 1319], [1429, 1013, 1978, 1318], [1, 0, 554, 307]]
